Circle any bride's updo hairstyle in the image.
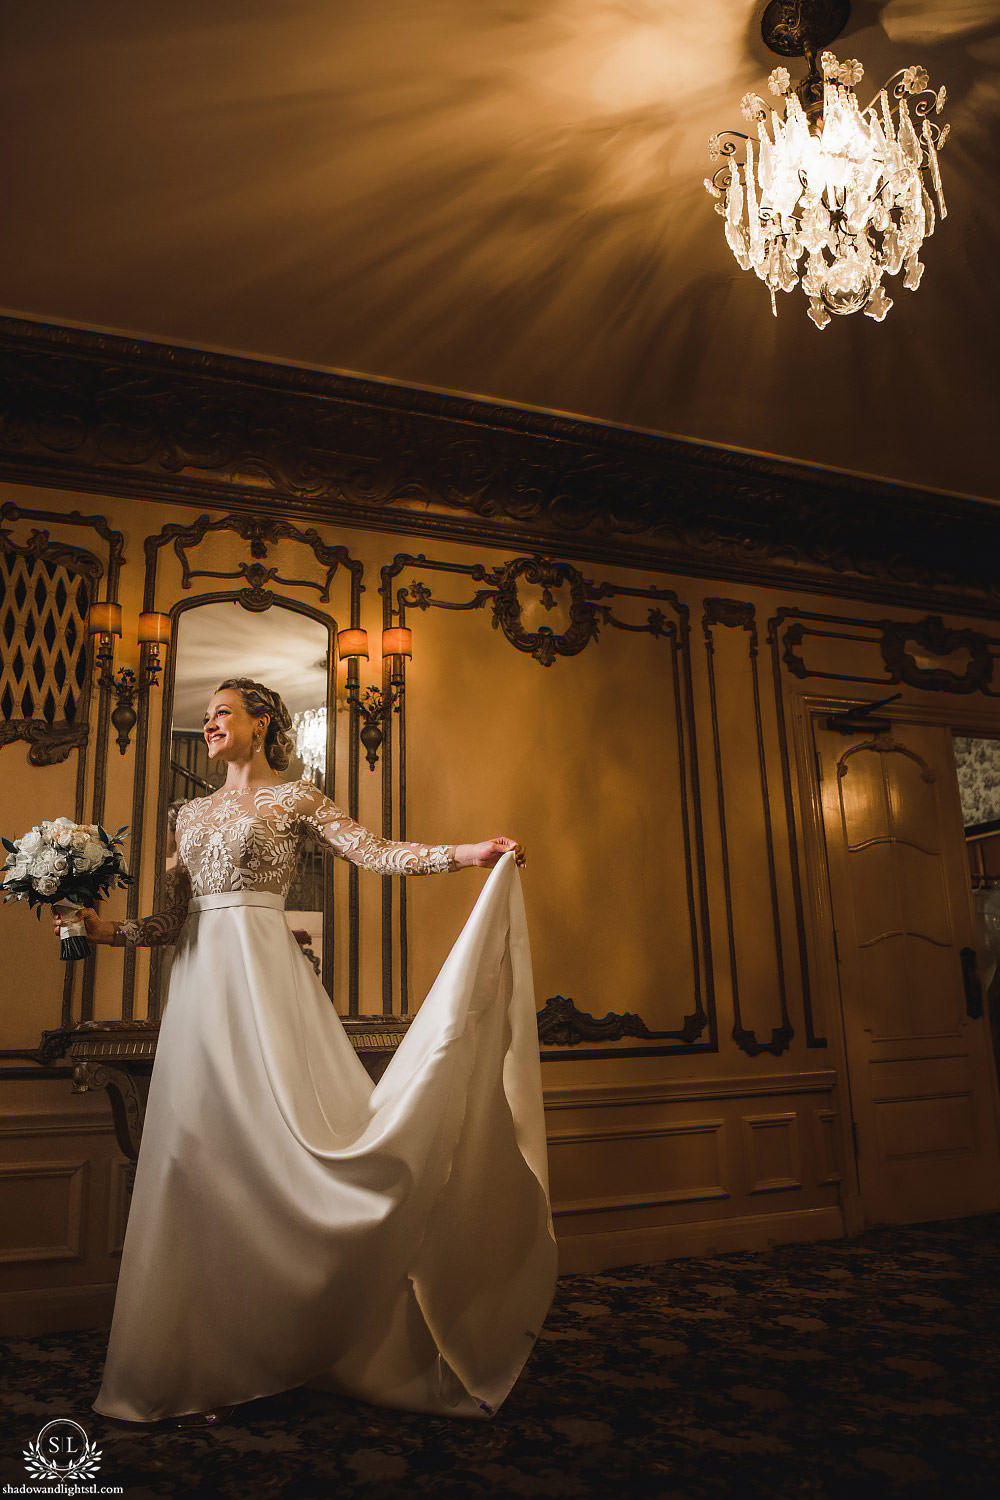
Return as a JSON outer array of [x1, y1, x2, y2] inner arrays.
[[216, 678, 294, 772]]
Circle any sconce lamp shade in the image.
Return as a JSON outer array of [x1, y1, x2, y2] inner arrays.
[[382, 627, 413, 659], [87, 602, 123, 637], [337, 628, 370, 661], [137, 611, 171, 645]]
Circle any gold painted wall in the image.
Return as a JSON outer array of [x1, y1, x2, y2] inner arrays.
[[3, 476, 1000, 1332]]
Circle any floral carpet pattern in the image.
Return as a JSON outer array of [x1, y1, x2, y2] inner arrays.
[[1, 1214, 998, 1499]]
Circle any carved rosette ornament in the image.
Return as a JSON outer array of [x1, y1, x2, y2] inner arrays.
[[490, 558, 602, 667]]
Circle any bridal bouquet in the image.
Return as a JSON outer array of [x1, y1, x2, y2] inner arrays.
[[2, 818, 132, 960]]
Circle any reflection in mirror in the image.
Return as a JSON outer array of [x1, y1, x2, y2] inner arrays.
[[165, 600, 334, 992]]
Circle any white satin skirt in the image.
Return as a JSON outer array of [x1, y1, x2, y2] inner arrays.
[[93, 853, 557, 1423]]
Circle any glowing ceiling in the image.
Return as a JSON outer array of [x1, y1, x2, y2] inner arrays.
[[1, 0, 998, 499]]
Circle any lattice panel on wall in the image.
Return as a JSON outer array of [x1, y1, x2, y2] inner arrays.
[[0, 553, 91, 724]]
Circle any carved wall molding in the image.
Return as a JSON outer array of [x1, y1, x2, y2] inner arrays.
[[0, 719, 89, 766], [702, 599, 795, 1058], [880, 617, 996, 695], [535, 995, 714, 1055], [773, 608, 1000, 696], [150, 512, 360, 604], [386, 552, 678, 668], [1, 317, 999, 612]]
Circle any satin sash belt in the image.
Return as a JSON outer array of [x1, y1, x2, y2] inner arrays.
[[189, 892, 287, 913]]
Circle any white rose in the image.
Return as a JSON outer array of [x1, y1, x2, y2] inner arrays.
[[34, 875, 59, 895], [70, 829, 90, 851], [50, 854, 70, 875], [19, 830, 43, 857], [80, 840, 108, 871]]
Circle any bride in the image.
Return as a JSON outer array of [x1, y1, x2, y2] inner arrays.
[[64, 677, 557, 1426]]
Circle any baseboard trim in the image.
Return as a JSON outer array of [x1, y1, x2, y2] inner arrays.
[[0, 1281, 116, 1337], [555, 1204, 846, 1274]]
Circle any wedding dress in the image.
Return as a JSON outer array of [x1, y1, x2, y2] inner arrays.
[[93, 781, 556, 1423]]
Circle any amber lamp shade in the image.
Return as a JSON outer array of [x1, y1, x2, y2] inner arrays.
[[337, 628, 370, 661], [381, 627, 413, 659], [137, 611, 171, 645], [87, 602, 123, 637]]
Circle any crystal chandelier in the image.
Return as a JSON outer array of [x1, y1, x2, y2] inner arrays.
[[705, 1, 949, 328], [292, 707, 326, 783]]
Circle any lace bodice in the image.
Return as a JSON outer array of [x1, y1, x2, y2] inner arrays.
[[118, 780, 458, 947]]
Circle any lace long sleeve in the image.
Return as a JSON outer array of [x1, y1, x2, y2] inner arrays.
[[115, 861, 192, 947], [295, 782, 459, 876]]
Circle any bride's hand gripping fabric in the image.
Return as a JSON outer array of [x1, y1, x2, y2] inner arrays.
[[454, 838, 526, 869]]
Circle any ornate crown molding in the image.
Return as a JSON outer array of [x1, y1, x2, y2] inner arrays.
[[0, 316, 997, 609]]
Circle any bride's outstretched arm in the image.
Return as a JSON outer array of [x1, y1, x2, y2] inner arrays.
[[295, 782, 523, 875], [296, 782, 459, 875]]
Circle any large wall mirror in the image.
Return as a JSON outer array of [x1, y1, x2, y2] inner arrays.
[[151, 596, 336, 1011]]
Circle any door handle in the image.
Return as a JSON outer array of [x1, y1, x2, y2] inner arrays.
[[960, 946, 984, 1020]]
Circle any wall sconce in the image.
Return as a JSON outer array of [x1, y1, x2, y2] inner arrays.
[[87, 604, 171, 754], [338, 626, 412, 770]]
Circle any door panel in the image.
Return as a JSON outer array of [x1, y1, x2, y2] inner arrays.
[[817, 720, 1000, 1224]]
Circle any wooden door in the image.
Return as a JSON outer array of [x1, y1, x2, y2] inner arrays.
[[817, 719, 1000, 1224]]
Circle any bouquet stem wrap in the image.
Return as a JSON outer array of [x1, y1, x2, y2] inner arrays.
[[53, 900, 91, 962]]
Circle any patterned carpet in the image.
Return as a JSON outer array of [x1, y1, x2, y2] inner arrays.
[[1, 1214, 998, 1499]]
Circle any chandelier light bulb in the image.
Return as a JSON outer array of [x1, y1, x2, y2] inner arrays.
[[706, 50, 949, 327], [292, 707, 327, 784]]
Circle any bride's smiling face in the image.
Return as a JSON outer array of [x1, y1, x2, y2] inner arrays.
[[203, 690, 267, 762]]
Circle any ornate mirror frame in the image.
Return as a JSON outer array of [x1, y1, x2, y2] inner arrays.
[[147, 590, 338, 1019]]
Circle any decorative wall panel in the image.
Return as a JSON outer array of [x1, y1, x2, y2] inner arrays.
[[381, 552, 716, 1057], [0, 503, 124, 1056], [0, 523, 101, 764], [703, 599, 794, 1057], [0, 1159, 86, 1263]]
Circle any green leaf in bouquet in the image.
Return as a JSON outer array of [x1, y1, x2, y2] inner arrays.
[[2, 837, 15, 852]]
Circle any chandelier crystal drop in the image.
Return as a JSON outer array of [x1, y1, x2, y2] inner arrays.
[[706, 50, 949, 327], [292, 707, 327, 783]]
